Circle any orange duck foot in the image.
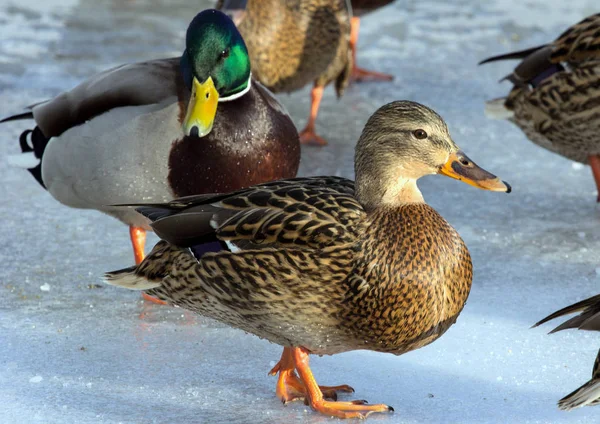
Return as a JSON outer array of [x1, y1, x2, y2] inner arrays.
[[308, 399, 393, 419], [589, 155, 600, 202], [299, 85, 327, 146], [141, 292, 168, 305], [288, 346, 393, 419], [299, 127, 327, 146], [351, 66, 394, 83], [269, 347, 354, 403]]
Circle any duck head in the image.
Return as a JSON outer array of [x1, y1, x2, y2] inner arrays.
[[354, 101, 510, 211], [181, 9, 251, 137]]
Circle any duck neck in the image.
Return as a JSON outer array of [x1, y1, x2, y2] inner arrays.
[[356, 175, 425, 212], [383, 178, 424, 205]]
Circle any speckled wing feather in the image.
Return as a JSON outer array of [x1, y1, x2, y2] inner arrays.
[[133, 176, 365, 250], [551, 13, 600, 64]]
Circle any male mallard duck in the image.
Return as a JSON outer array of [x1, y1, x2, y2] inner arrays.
[[534, 294, 600, 410], [217, 0, 352, 146], [106, 101, 510, 418], [480, 13, 600, 200], [349, 0, 395, 82], [1, 9, 300, 302]]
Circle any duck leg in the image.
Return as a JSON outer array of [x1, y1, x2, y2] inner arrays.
[[589, 156, 600, 202], [291, 347, 393, 418], [299, 85, 327, 146], [269, 347, 354, 403], [350, 17, 394, 83], [129, 226, 167, 305]]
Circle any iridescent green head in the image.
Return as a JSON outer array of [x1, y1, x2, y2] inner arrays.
[[180, 9, 252, 137]]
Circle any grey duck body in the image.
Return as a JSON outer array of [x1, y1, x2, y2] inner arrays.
[[7, 57, 300, 230]]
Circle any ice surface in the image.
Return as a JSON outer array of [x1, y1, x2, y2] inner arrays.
[[1, 0, 600, 423]]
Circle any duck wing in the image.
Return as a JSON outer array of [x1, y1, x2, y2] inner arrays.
[[5, 57, 182, 138], [126, 176, 365, 250]]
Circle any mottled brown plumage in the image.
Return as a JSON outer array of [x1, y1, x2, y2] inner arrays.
[[106, 100, 509, 418], [481, 14, 600, 193], [534, 294, 600, 410], [218, 0, 352, 145], [238, 0, 351, 94]]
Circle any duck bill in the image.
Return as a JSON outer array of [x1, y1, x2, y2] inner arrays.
[[183, 76, 219, 137], [438, 151, 511, 193]]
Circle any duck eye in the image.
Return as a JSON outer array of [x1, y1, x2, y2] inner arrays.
[[413, 129, 427, 139], [220, 48, 230, 60]]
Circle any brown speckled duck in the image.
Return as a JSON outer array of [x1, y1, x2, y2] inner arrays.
[[217, 0, 352, 146], [106, 101, 510, 418], [0, 10, 300, 304], [480, 13, 600, 200], [535, 294, 600, 411], [219, 0, 395, 84]]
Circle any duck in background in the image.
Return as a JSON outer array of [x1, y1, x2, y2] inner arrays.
[[534, 294, 600, 410], [219, 0, 395, 84], [106, 101, 510, 418], [480, 14, 600, 200], [1, 10, 300, 303], [217, 0, 352, 146]]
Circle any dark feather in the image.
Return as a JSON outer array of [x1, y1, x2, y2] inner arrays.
[[533, 294, 600, 333], [0, 111, 33, 123], [151, 212, 233, 247], [478, 45, 548, 65], [592, 349, 600, 380]]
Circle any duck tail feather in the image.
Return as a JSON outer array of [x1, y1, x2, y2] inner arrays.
[[104, 241, 174, 290], [558, 379, 600, 411], [0, 111, 33, 123], [6, 127, 49, 189], [104, 266, 160, 290], [533, 295, 600, 329], [478, 45, 547, 65]]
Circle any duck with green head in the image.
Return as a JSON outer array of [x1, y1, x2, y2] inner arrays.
[[1, 9, 300, 303]]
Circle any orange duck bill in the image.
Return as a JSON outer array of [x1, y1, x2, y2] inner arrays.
[[438, 150, 511, 193]]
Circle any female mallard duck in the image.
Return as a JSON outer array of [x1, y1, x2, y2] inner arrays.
[[1, 9, 300, 300], [106, 100, 510, 418], [480, 13, 600, 200], [534, 294, 600, 411], [217, 0, 352, 146], [218, 0, 394, 85]]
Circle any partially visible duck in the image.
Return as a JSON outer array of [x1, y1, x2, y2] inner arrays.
[[106, 100, 510, 418], [218, 0, 352, 146], [1, 10, 300, 302], [480, 13, 600, 200], [534, 294, 600, 410]]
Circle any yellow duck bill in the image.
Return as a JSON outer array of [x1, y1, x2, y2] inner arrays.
[[183, 76, 219, 137], [439, 150, 511, 193]]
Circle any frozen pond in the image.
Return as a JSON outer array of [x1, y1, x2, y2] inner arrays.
[[1, 0, 600, 422]]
